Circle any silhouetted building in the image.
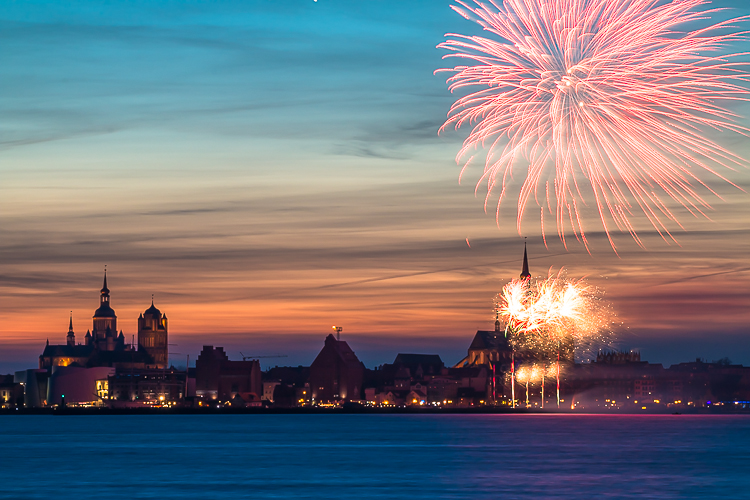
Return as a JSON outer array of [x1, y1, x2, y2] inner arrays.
[[39, 272, 163, 371], [108, 368, 187, 405], [364, 353, 449, 406], [263, 366, 310, 406], [137, 299, 169, 369], [568, 353, 664, 407], [456, 329, 513, 367], [309, 334, 364, 403], [47, 366, 115, 407], [596, 350, 641, 364], [0, 375, 24, 409], [392, 353, 444, 378], [195, 346, 262, 402], [668, 359, 750, 406], [14, 369, 49, 408]]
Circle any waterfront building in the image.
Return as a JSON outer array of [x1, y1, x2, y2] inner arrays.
[[195, 346, 262, 402], [108, 368, 187, 405], [0, 375, 24, 409], [262, 366, 310, 406], [46, 366, 115, 407], [309, 334, 364, 403], [13, 369, 49, 408]]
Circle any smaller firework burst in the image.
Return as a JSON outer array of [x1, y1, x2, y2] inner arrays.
[[497, 268, 616, 407], [496, 268, 613, 358]]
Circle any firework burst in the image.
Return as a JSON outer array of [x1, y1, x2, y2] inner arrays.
[[497, 268, 614, 407], [438, 0, 750, 252], [496, 268, 613, 356]]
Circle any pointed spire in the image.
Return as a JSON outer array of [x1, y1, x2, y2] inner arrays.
[[67, 312, 76, 346], [102, 266, 109, 292], [520, 240, 531, 280]]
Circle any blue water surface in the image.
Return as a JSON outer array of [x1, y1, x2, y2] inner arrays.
[[0, 414, 748, 499]]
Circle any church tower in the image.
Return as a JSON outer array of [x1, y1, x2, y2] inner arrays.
[[138, 298, 168, 369], [92, 270, 118, 351]]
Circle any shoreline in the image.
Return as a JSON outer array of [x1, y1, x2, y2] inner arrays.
[[2, 406, 748, 416]]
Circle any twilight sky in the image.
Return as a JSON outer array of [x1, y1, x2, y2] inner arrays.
[[1, 0, 749, 373]]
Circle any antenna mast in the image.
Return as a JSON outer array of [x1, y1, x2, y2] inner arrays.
[[332, 325, 343, 340]]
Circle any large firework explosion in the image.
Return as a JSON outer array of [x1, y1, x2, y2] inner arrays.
[[438, 0, 749, 252]]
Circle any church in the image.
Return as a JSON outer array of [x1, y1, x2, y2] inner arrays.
[[39, 272, 170, 370], [454, 244, 575, 369]]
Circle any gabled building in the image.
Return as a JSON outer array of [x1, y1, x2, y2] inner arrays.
[[456, 329, 513, 367], [309, 334, 364, 403]]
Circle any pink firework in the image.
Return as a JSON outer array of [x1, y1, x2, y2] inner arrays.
[[438, 0, 749, 252]]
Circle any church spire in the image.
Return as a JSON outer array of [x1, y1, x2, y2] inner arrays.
[[67, 312, 75, 346], [99, 267, 111, 307], [520, 241, 531, 280]]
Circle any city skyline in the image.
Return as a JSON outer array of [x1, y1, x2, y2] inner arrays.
[[2, 0, 749, 373]]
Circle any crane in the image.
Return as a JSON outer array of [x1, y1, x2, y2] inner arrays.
[[239, 353, 288, 362]]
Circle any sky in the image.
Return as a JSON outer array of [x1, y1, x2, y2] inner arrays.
[[1, 0, 749, 373]]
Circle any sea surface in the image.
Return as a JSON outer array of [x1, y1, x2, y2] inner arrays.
[[1, 414, 748, 499]]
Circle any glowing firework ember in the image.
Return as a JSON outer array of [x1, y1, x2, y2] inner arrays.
[[438, 0, 749, 251]]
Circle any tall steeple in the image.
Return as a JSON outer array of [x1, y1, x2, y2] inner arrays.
[[67, 312, 75, 346], [520, 242, 531, 280], [101, 267, 110, 304], [93, 267, 117, 347]]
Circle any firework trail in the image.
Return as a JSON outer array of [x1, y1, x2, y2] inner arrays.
[[438, 0, 750, 252]]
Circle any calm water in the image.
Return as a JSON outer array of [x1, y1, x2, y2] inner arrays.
[[1, 414, 748, 499]]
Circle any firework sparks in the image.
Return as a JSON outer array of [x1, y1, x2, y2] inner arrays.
[[497, 268, 614, 406], [497, 268, 611, 352], [438, 0, 749, 252]]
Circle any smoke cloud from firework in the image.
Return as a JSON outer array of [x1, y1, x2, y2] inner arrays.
[[438, 0, 750, 252], [495, 268, 615, 360]]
